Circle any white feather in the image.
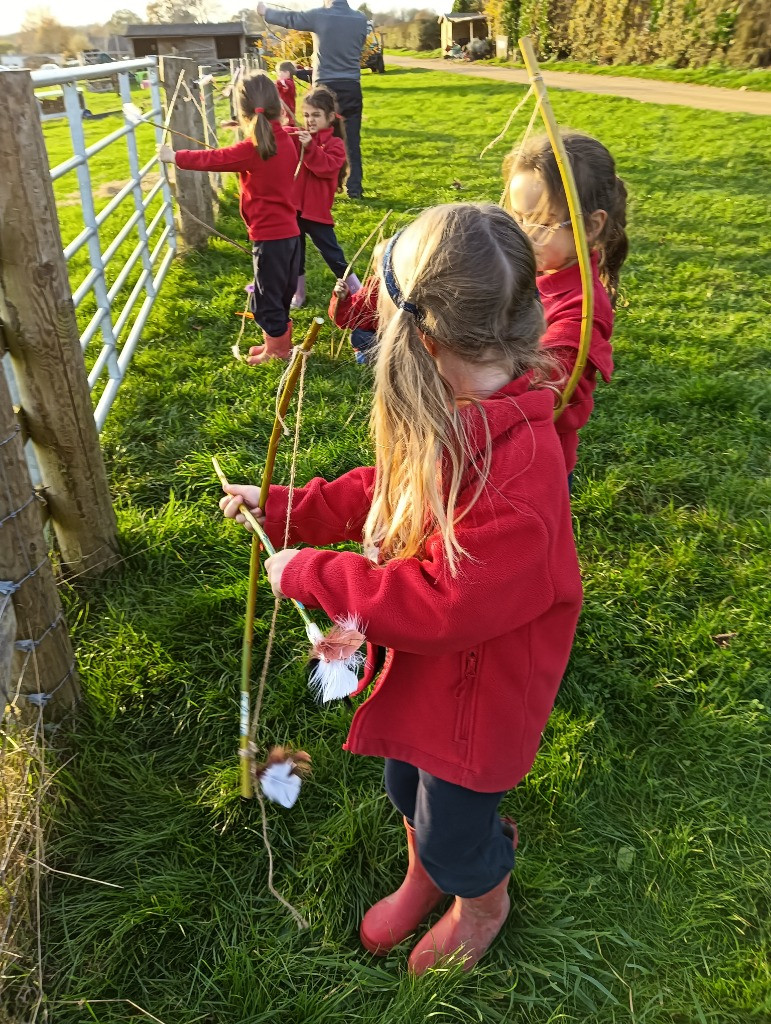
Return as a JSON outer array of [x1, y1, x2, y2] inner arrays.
[[259, 761, 302, 808], [122, 102, 145, 125], [309, 658, 360, 703]]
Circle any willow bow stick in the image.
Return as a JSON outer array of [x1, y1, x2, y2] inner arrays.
[[227, 317, 323, 797], [260, 317, 324, 510], [162, 69, 186, 146], [329, 209, 393, 356], [518, 36, 594, 421]]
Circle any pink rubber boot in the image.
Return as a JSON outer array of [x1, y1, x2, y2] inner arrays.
[[247, 322, 292, 366], [407, 815, 518, 975], [359, 819, 444, 955], [407, 874, 511, 975]]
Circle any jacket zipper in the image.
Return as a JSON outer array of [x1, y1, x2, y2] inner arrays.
[[454, 650, 478, 743]]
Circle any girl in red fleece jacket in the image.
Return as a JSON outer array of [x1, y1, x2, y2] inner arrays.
[[503, 131, 628, 484], [276, 61, 297, 122], [220, 203, 582, 974], [159, 72, 299, 366], [288, 85, 361, 309]]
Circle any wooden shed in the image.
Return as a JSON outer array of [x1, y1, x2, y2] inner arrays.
[[126, 22, 251, 64], [438, 13, 489, 50]]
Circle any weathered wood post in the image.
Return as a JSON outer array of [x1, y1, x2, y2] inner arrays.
[[0, 359, 79, 719], [160, 55, 216, 249], [0, 70, 119, 579], [198, 64, 222, 194]]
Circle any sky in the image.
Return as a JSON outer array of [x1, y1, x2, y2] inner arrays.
[[2, 0, 442, 37]]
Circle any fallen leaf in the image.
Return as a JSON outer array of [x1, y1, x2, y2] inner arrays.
[[617, 846, 635, 873], [711, 631, 737, 648]]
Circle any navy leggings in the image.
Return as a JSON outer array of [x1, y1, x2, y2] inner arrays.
[[250, 236, 300, 336], [297, 216, 348, 278], [384, 759, 515, 898]]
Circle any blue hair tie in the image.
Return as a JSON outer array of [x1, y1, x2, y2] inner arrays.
[[382, 230, 423, 323]]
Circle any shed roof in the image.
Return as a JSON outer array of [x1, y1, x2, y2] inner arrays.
[[125, 22, 246, 38], [439, 13, 488, 22]]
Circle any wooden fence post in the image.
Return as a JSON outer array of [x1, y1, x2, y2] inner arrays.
[[0, 360, 79, 719], [0, 70, 119, 579], [198, 66, 222, 194], [0, 584, 17, 717], [160, 56, 216, 249]]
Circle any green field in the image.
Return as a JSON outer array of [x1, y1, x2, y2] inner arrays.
[[23, 67, 771, 1023]]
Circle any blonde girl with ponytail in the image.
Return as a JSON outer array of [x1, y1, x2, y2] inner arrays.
[[503, 130, 629, 485], [158, 72, 301, 366], [220, 202, 583, 975]]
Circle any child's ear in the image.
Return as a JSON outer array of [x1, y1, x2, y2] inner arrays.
[[586, 209, 608, 244], [418, 330, 438, 358]]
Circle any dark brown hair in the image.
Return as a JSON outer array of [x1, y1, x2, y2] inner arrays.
[[235, 71, 281, 160], [303, 84, 349, 191], [503, 131, 628, 306]]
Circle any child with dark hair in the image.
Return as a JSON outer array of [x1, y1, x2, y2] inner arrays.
[[328, 238, 386, 364], [276, 60, 297, 121], [159, 71, 300, 366], [289, 84, 361, 308], [503, 130, 629, 481]]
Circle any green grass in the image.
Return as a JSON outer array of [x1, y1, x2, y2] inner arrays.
[[25, 68, 771, 1023], [386, 48, 771, 92]]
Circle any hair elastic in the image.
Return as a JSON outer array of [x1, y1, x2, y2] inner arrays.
[[382, 231, 423, 323], [254, 106, 264, 114]]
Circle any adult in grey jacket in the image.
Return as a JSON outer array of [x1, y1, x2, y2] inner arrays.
[[258, 0, 367, 197]]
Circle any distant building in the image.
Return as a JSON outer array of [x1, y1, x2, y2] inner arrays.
[[438, 13, 489, 50], [125, 22, 261, 64]]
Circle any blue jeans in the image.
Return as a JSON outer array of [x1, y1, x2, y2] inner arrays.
[[320, 78, 363, 196], [351, 327, 376, 363]]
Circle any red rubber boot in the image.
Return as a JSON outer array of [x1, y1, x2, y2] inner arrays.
[[247, 321, 292, 366], [407, 874, 511, 975], [359, 819, 445, 955], [407, 816, 518, 975]]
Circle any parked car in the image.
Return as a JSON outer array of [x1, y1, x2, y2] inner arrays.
[[361, 22, 385, 74]]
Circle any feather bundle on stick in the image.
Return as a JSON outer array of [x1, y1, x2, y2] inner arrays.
[[213, 458, 365, 704]]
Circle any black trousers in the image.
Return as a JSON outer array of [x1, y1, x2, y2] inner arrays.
[[319, 77, 363, 196], [250, 236, 301, 336], [297, 216, 348, 278], [384, 758, 515, 898]]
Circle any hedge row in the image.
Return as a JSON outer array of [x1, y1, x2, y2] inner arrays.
[[487, 0, 770, 67]]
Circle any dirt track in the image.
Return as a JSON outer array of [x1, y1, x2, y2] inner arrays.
[[386, 55, 771, 116]]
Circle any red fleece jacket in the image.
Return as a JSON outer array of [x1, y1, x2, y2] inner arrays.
[[289, 126, 346, 225], [329, 275, 379, 331], [277, 77, 297, 119], [539, 252, 615, 473], [263, 376, 582, 792], [174, 125, 298, 241]]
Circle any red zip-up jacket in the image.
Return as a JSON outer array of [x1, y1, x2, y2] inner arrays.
[[329, 275, 379, 330], [539, 252, 615, 473], [289, 126, 346, 225], [263, 376, 582, 792], [174, 125, 299, 242], [277, 77, 297, 119]]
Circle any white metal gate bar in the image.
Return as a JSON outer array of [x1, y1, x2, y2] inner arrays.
[[31, 57, 177, 432]]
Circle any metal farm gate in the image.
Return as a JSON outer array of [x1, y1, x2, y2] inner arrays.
[[28, 57, 177, 430]]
